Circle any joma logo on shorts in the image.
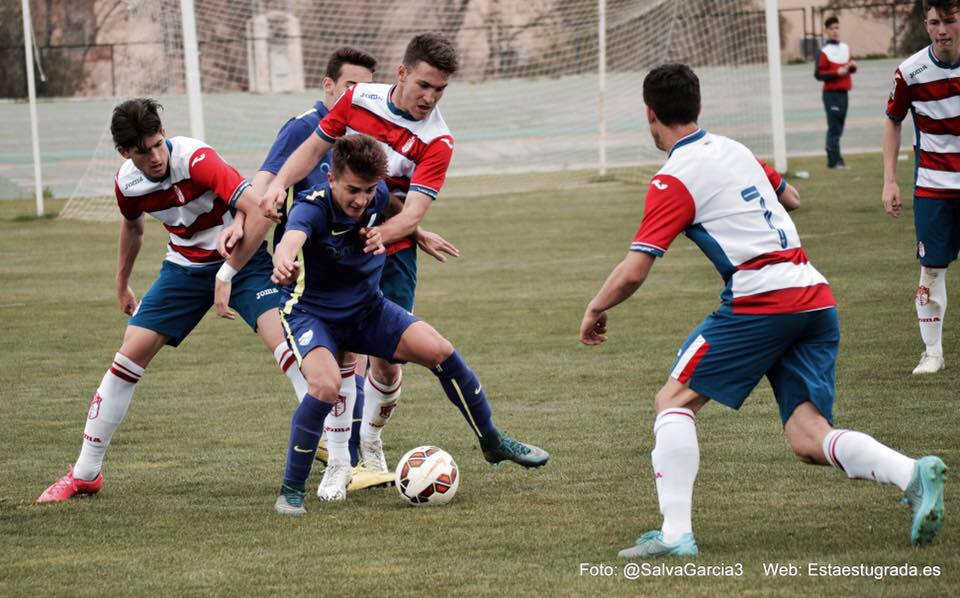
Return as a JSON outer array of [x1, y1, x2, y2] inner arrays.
[[256, 288, 279, 300]]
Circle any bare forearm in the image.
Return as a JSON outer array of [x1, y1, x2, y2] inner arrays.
[[116, 218, 144, 288], [882, 119, 902, 184], [379, 193, 431, 244], [274, 135, 328, 190], [227, 189, 273, 270], [587, 255, 651, 314]]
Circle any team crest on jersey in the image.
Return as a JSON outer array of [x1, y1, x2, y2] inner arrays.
[[173, 184, 186, 204], [401, 137, 415, 154], [917, 241, 926, 258], [87, 392, 103, 420], [332, 394, 346, 417], [298, 329, 314, 346]]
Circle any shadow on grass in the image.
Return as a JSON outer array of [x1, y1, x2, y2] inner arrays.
[[11, 213, 57, 222]]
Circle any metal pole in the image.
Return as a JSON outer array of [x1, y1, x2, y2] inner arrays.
[[597, 0, 607, 177], [180, 0, 205, 140], [21, 0, 44, 216], [765, 0, 787, 172]]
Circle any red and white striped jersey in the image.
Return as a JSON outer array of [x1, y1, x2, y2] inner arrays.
[[631, 130, 835, 315], [114, 136, 251, 267], [317, 83, 453, 200], [887, 46, 960, 199]]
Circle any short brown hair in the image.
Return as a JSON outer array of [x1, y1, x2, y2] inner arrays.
[[925, 0, 960, 12], [111, 98, 163, 151], [325, 46, 377, 81], [403, 32, 459, 75], [330, 134, 387, 181], [643, 64, 701, 126]]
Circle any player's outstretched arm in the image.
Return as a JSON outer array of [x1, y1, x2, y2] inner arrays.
[[374, 192, 433, 247], [116, 215, 145, 315], [882, 118, 904, 218], [416, 227, 459, 262], [579, 251, 656, 346], [272, 230, 308, 286], [262, 135, 332, 221], [213, 187, 274, 320]]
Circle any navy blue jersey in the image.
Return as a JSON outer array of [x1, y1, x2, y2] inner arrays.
[[280, 180, 390, 319], [260, 101, 333, 248]]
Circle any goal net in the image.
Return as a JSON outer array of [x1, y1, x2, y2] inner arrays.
[[60, 0, 776, 221]]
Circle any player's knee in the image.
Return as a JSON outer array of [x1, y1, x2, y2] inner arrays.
[[424, 337, 454, 367], [305, 376, 340, 403]]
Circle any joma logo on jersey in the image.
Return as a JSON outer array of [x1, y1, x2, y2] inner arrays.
[[359, 92, 382, 101], [123, 176, 143, 190], [191, 152, 206, 168], [255, 288, 278, 301], [652, 179, 668, 190], [908, 64, 928, 79]]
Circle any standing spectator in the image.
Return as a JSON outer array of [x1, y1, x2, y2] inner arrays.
[[815, 16, 857, 169]]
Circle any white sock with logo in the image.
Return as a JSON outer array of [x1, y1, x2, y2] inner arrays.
[[916, 266, 947, 358], [323, 367, 357, 466], [822, 429, 915, 491], [74, 353, 144, 480], [651, 408, 699, 543], [273, 343, 307, 402], [360, 372, 402, 442]]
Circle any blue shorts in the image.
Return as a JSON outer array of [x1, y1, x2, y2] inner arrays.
[[914, 197, 960, 266], [381, 245, 417, 311], [280, 295, 419, 364], [129, 247, 279, 347], [671, 308, 839, 425]]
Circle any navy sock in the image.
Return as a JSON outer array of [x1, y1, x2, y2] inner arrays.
[[431, 350, 497, 440], [283, 393, 334, 490], [349, 372, 364, 467]]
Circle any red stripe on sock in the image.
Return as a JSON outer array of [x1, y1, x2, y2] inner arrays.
[[829, 431, 848, 472], [109, 366, 139, 384], [367, 373, 400, 395], [111, 359, 141, 381], [280, 354, 297, 373], [660, 409, 696, 423]]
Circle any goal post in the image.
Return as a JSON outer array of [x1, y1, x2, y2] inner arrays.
[[60, 0, 787, 221]]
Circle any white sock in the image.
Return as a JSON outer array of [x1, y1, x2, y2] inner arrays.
[[916, 266, 947, 358], [273, 342, 307, 402], [74, 353, 144, 480], [651, 408, 699, 543], [360, 372, 401, 441], [822, 429, 915, 491], [323, 368, 357, 466]]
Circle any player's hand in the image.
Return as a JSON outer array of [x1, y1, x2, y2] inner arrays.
[[272, 255, 300, 286], [214, 277, 237, 320], [361, 226, 386, 255], [416, 229, 459, 263], [848, 60, 858, 73], [217, 221, 244, 258], [882, 181, 902, 218], [579, 309, 608, 346], [117, 285, 138, 316], [837, 65, 849, 77], [260, 185, 285, 223]]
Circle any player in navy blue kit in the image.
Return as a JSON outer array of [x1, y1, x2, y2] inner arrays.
[[271, 135, 548, 514]]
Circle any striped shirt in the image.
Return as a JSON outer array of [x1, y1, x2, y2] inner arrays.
[[887, 45, 960, 198], [631, 130, 834, 315], [115, 136, 250, 267]]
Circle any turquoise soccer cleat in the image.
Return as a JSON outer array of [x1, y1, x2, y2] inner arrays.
[[901, 456, 947, 546], [274, 483, 307, 516], [617, 530, 698, 558], [480, 430, 549, 468]]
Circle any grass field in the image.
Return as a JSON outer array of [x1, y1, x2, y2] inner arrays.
[[1, 154, 957, 596]]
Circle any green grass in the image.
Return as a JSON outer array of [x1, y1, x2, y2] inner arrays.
[[1, 154, 957, 596]]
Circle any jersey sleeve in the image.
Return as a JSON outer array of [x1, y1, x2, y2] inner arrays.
[[317, 87, 354, 142], [286, 187, 329, 239], [814, 50, 838, 81], [259, 116, 316, 175], [757, 158, 786, 196], [630, 175, 696, 257], [187, 146, 250, 208], [886, 68, 911, 122], [409, 136, 453, 199], [114, 179, 142, 220]]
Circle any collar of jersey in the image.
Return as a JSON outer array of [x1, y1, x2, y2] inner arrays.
[[668, 128, 706, 158], [928, 45, 960, 70], [387, 85, 421, 121], [143, 139, 174, 183]]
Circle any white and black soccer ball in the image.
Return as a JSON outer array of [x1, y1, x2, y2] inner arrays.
[[395, 445, 460, 506]]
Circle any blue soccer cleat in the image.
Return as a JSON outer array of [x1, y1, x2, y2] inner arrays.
[[901, 456, 947, 546], [480, 430, 549, 468], [274, 483, 307, 516], [618, 530, 698, 558]]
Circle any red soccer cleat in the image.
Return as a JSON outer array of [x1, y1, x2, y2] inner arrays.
[[36, 466, 103, 503]]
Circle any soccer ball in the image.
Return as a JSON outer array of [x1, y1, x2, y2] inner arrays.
[[395, 445, 460, 506]]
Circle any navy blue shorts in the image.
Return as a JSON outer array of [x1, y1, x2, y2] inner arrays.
[[671, 307, 839, 425], [914, 197, 960, 266], [280, 295, 419, 364], [129, 247, 279, 347], [381, 245, 417, 312]]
